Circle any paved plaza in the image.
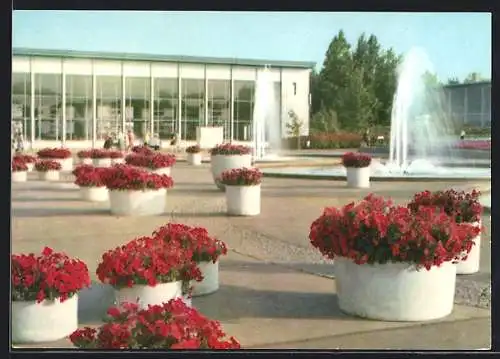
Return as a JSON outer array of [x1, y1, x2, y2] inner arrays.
[[11, 161, 491, 349]]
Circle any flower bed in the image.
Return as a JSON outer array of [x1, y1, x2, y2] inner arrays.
[[37, 147, 73, 171], [12, 157, 29, 182], [14, 154, 36, 171], [70, 299, 240, 349], [209, 144, 253, 190], [109, 150, 125, 164], [35, 160, 62, 181], [89, 149, 112, 167], [11, 247, 90, 343], [101, 165, 174, 215], [220, 167, 262, 216], [125, 153, 176, 174], [186, 145, 202, 166], [186, 145, 201, 154], [131, 145, 154, 156], [96, 236, 201, 308], [454, 140, 491, 151], [77, 150, 93, 165], [72, 165, 109, 202], [408, 189, 483, 274], [153, 223, 228, 297], [309, 194, 479, 321]]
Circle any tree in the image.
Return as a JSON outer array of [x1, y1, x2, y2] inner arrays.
[[422, 71, 441, 87], [463, 72, 483, 83], [286, 110, 303, 149]]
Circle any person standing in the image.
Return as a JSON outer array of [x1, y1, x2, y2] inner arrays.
[[117, 131, 126, 151], [362, 128, 371, 147], [144, 132, 150, 147], [126, 129, 135, 151], [460, 129, 466, 140]]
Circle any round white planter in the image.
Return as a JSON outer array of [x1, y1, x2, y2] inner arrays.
[[225, 184, 261, 216], [334, 257, 456, 321], [38, 170, 60, 181], [187, 153, 202, 166], [210, 154, 252, 190], [12, 295, 78, 344], [111, 158, 125, 165], [192, 261, 219, 296], [26, 163, 34, 172], [109, 188, 167, 216], [52, 158, 73, 172], [80, 158, 93, 165], [12, 171, 28, 183], [93, 158, 112, 167], [345, 166, 370, 188], [457, 221, 481, 275], [152, 167, 172, 176], [114, 281, 182, 309], [80, 186, 109, 202]]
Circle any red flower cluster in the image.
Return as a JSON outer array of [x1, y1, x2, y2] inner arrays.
[[89, 149, 112, 159], [341, 152, 372, 168], [220, 167, 262, 186], [210, 144, 252, 156], [109, 150, 124, 159], [35, 160, 62, 172], [69, 299, 240, 349], [12, 157, 28, 172], [101, 165, 174, 191], [12, 247, 90, 303], [152, 223, 228, 263], [186, 145, 201, 154], [454, 140, 491, 151], [125, 153, 176, 169], [309, 194, 481, 270], [132, 145, 155, 156], [14, 154, 37, 163], [408, 189, 483, 224], [96, 236, 202, 289], [37, 147, 72, 159], [72, 165, 107, 187], [77, 150, 92, 159]]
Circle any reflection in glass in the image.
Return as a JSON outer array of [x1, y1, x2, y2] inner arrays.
[[12, 73, 31, 140], [233, 81, 254, 141], [207, 80, 230, 139], [153, 78, 178, 140], [66, 75, 93, 140], [125, 77, 150, 138], [34, 74, 62, 141], [96, 76, 122, 140], [181, 79, 204, 140]]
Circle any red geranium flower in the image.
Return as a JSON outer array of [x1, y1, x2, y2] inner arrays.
[[219, 167, 262, 186], [72, 165, 107, 187], [11, 247, 91, 303], [186, 145, 201, 154], [125, 153, 176, 169], [341, 152, 372, 168], [90, 149, 112, 159], [12, 157, 28, 172], [77, 150, 92, 159], [101, 165, 174, 191], [14, 154, 37, 163], [209, 144, 251, 156], [37, 147, 72, 159], [132, 145, 154, 156], [109, 150, 124, 159], [35, 160, 62, 172], [69, 298, 240, 349]]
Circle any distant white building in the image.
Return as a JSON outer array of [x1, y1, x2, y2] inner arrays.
[[12, 48, 314, 149]]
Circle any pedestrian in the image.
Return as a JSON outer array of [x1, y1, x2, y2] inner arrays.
[[460, 129, 466, 141], [362, 128, 371, 147], [126, 129, 135, 151], [103, 134, 113, 149], [15, 130, 24, 153], [144, 132, 150, 147]]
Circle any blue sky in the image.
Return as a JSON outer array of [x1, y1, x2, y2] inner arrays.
[[13, 11, 491, 82]]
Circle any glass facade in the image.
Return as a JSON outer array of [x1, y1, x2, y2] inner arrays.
[[96, 76, 122, 140], [125, 77, 150, 138], [181, 79, 204, 140], [233, 81, 254, 141], [66, 75, 93, 140], [12, 73, 31, 140], [207, 80, 231, 139], [153, 78, 178, 139], [34, 74, 62, 140]]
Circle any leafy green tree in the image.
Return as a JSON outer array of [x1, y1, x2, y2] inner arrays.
[[422, 71, 441, 87], [463, 72, 483, 83], [286, 110, 303, 149]]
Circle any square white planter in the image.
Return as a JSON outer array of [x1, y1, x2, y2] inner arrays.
[[346, 166, 370, 188], [187, 152, 202, 166], [12, 171, 28, 183], [457, 221, 481, 275], [109, 188, 167, 216], [12, 295, 78, 344], [114, 281, 182, 309], [191, 260, 219, 296], [225, 184, 261, 216], [80, 186, 109, 202], [38, 170, 60, 181], [93, 158, 112, 167]]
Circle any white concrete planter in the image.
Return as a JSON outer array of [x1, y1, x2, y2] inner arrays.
[[334, 257, 456, 321], [152, 167, 171, 176], [225, 184, 261, 216], [114, 281, 182, 309], [12, 295, 78, 344], [192, 261, 219, 296], [345, 166, 370, 188], [111, 158, 125, 165], [38, 170, 60, 181], [53, 157, 73, 172], [80, 158, 93, 165], [12, 171, 28, 183], [109, 188, 167, 216], [26, 163, 34, 172], [210, 154, 252, 190], [80, 186, 109, 202], [457, 221, 481, 275], [93, 158, 112, 167], [187, 152, 202, 166]]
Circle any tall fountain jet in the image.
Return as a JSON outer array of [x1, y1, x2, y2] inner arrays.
[[387, 47, 455, 173], [252, 66, 280, 160]]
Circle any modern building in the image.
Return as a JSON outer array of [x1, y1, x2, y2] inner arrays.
[[442, 81, 491, 128], [12, 48, 314, 149]]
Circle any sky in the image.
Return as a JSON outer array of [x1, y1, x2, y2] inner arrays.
[[12, 11, 491, 82]]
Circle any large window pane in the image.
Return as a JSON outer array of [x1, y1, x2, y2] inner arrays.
[[181, 79, 204, 141], [66, 75, 92, 140], [34, 74, 62, 140], [153, 78, 178, 140], [12, 73, 31, 140], [207, 80, 230, 139], [233, 81, 254, 141], [96, 76, 122, 140], [125, 77, 150, 139]]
